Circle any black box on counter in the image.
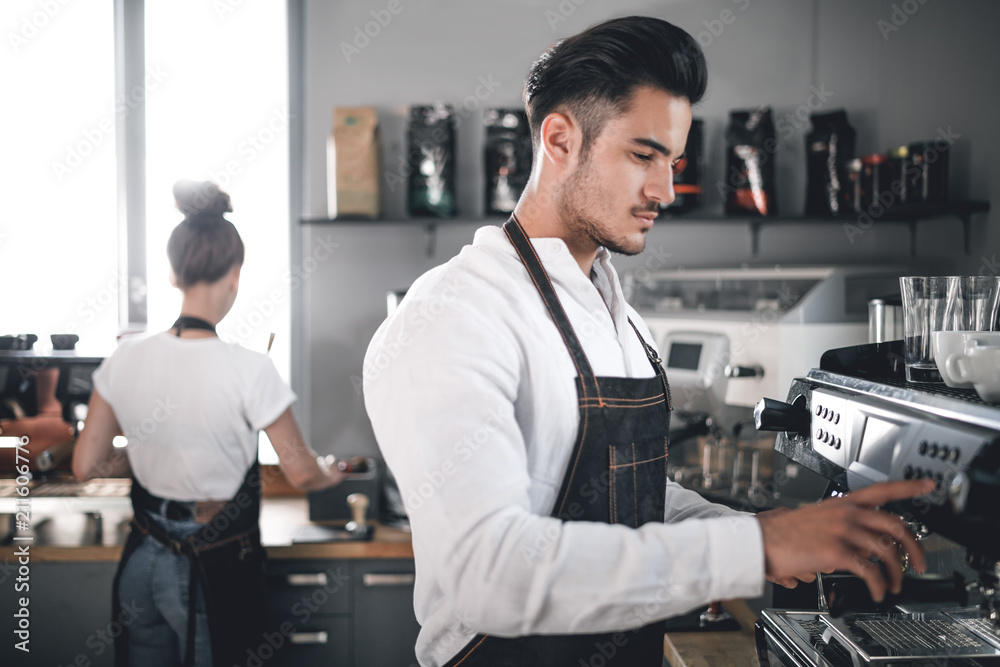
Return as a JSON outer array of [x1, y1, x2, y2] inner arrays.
[[307, 457, 380, 522]]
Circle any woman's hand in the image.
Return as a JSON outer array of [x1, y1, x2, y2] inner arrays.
[[265, 408, 346, 490]]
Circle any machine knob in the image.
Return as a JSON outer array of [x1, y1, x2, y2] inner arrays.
[[754, 397, 810, 435], [725, 364, 764, 379]]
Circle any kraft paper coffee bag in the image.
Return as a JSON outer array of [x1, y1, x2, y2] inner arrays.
[[327, 106, 381, 218]]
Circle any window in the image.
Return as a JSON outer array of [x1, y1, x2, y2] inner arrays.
[[145, 0, 290, 462], [2, 1, 290, 462], [2, 2, 118, 354]]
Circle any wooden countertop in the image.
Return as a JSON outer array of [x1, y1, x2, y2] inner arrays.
[[0, 496, 413, 562], [663, 599, 760, 667]]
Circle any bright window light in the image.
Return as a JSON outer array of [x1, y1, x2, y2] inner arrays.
[[145, 1, 290, 464], [1, 2, 118, 356]]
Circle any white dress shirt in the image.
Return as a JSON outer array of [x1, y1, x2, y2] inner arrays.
[[363, 225, 765, 667]]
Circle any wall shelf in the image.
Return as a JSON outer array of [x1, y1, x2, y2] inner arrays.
[[302, 200, 990, 259], [658, 200, 990, 258], [300, 216, 506, 256]]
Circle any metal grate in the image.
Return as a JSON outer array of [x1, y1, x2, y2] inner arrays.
[[795, 619, 858, 667], [854, 619, 983, 651], [863, 376, 989, 405], [961, 618, 1000, 646]]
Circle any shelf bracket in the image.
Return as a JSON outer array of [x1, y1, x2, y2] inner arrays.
[[960, 214, 972, 255], [424, 223, 437, 257], [750, 221, 761, 258]]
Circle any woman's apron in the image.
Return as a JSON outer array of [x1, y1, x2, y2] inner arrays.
[[112, 462, 267, 667], [443, 216, 673, 667]]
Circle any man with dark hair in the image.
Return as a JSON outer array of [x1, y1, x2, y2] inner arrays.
[[364, 16, 931, 667]]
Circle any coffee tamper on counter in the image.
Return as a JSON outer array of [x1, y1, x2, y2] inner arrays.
[[346, 493, 374, 540]]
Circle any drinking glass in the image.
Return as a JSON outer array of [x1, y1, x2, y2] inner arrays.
[[900, 276, 955, 382]]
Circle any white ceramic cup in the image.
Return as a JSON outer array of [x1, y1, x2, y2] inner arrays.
[[933, 331, 1000, 388], [945, 346, 1000, 402]]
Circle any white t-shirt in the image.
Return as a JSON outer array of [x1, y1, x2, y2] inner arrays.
[[93, 331, 296, 501]]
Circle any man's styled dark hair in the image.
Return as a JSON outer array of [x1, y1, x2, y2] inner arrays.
[[523, 16, 707, 157]]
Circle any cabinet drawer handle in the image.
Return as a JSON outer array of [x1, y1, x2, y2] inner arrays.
[[363, 573, 415, 587], [290, 631, 329, 645], [284, 573, 328, 586]]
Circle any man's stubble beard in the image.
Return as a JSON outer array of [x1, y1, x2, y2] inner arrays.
[[556, 155, 646, 257]]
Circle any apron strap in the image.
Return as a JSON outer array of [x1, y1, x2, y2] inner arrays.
[[502, 215, 603, 403], [627, 318, 672, 414]]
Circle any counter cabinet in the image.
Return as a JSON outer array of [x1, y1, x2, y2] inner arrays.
[[0, 556, 420, 667]]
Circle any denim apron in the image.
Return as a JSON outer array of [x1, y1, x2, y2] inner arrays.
[[443, 216, 673, 667], [112, 463, 267, 667]]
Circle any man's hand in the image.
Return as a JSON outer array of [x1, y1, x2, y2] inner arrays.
[[756, 479, 935, 602]]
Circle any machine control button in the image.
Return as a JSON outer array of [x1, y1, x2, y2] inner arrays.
[[816, 428, 825, 442], [951, 449, 960, 463], [914, 468, 924, 479], [815, 405, 823, 416], [929, 443, 939, 458], [833, 413, 840, 424], [949, 472, 970, 513], [834, 437, 842, 450], [822, 408, 829, 419], [939, 445, 950, 460], [919, 441, 928, 455], [903, 464, 914, 479]]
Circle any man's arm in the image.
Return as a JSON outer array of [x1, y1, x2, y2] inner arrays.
[[364, 289, 766, 636]]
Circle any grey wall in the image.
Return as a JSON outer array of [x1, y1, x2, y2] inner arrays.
[[297, 0, 999, 457]]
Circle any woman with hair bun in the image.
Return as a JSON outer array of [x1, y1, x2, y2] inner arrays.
[[73, 180, 343, 667]]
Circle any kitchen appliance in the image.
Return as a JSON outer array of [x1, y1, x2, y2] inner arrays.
[[753, 340, 1000, 665], [629, 266, 907, 422], [629, 266, 910, 510]]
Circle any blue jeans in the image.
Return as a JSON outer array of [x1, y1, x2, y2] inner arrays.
[[117, 508, 213, 667]]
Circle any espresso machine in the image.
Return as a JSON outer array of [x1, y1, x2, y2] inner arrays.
[[754, 340, 1000, 665], [0, 344, 129, 539], [628, 265, 909, 508]]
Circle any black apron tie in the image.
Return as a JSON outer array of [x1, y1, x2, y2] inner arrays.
[[443, 215, 673, 667], [112, 463, 267, 667], [172, 315, 217, 337]]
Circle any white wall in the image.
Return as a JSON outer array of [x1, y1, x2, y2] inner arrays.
[[297, 0, 999, 456]]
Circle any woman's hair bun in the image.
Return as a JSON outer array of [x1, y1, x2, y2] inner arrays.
[[172, 179, 233, 219]]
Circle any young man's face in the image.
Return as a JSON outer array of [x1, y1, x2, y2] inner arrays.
[[557, 86, 691, 257]]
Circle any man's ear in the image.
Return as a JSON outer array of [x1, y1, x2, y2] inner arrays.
[[539, 111, 581, 172]]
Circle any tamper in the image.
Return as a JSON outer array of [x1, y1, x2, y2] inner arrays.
[[345, 493, 373, 539]]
